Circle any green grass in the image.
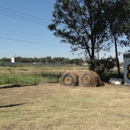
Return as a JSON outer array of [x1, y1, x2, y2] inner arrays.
[[102, 72, 124, 82], [0, 72, 62, 85], [0, 66, 88, 85], [0, 66, 124, 85]]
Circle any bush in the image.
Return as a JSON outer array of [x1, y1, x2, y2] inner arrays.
[[87, 57, 116, 80], [0, 61, 4, 66], [17, 63, 23, 67]]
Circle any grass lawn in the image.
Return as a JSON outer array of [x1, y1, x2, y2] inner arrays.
[[0, 83, 130, 130]]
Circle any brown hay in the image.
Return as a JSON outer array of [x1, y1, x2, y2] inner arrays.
[[59, 77, 62, 84], [60, 72, 78, 86], [78, 70, 103, 87], [60, 70, 103, 87]]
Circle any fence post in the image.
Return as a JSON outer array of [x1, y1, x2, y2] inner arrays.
[[34, 65, 36, 85]]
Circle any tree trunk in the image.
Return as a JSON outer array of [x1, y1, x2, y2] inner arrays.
[[114, 36, 121, 77], [89, 58, 95, 71]]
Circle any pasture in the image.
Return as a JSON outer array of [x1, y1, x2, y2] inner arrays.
[[0, 83, 130, 130], [0, 66, 88, 85]]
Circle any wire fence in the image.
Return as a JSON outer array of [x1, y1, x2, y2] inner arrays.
[[0, 63, 89, 86], [0, 72, 62, 85], [0, 66, 66, 85]]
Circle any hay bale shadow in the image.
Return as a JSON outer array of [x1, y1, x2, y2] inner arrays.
[[0, 103, 25, 108], [0, 84, 37, 89]]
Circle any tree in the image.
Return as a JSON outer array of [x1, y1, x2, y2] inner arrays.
[[22, 57, 29, 63], [53, 57, 64, 64], [33, 57, 39, 62], [63, 58, 70, 64], [69, 59, 75, 64], [39, 57, 46, 63], [48, 0, 109, 70], [46, 56, 52, 63], [28, 57, 34, 63], [15, 56, 22, 62], [106, 0, 130, 77]]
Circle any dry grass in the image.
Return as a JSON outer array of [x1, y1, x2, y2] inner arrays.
[[0, 83, 130, 130], [0, 66, 88, 74]]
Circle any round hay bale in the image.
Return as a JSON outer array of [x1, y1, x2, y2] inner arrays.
[[61, 72, 77, 86], [59, 77, 62, 84], [79, 70, 103, 87], [79, 72, 93, 87]]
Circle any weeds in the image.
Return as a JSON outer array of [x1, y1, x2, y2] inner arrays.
[[0, 72, 62, 85], [0, 66, 123, 85]]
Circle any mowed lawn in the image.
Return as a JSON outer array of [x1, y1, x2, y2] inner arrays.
[[0, 83, 130, 130]]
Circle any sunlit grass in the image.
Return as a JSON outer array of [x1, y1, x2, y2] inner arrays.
[[0, 84, 130, 130], [0, 72, 62, 85], [0, 66, 123, 85], [0, 66, 88, 85]]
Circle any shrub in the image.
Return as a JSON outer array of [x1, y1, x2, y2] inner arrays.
[[87, 57, 116, 79], [0, 61, 4, 66]]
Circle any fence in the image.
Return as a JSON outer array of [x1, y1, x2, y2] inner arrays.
[[0, 72, 63, 85], [0, 63, 88, 86], [0, 66, 66, 86]]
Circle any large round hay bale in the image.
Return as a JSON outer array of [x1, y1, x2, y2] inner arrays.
[[59, 77, 62, 84], [61, 72, 78, 86], [79, 70, 103, 87], [79, 73, 92, 86]]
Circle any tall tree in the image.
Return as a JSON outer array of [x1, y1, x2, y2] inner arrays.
[[106, 0, 130, 77], [48, 0, 109, 70]]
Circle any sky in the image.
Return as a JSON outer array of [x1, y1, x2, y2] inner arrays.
[[0, 0, 128, 61]]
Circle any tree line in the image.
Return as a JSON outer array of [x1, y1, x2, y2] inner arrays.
[[0, 56, 84, 65]]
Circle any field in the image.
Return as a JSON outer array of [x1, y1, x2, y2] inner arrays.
[[0, 82, 130, 130], [0, 66, 89, 85]]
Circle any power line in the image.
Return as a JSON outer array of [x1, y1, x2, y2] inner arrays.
[[0, 27, 56, 40], [0, 12, 48, 26], [0, 6, 51, 22], [0, 36, 68, 48], [1, 33, 57, 43], [0, 6, 51, 25], [0, 10, 48, 25]]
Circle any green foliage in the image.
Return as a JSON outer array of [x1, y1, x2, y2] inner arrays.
[[20, 68, 28, 71], [105, 0, 130, 77], [48, 0, 109, 60], [48, 0, 130, 75], [87, 57, 116, 79], [0, 72, 62, 85], [17, 63, 23, 67], [0, 56, 84, 65], [103, 72, 124, 82], [0, 61, 4, 66]]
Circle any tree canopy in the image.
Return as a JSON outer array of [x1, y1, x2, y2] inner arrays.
[[48, 0, 130, 71], [48, 0, 109, 60], [106, 0, 130, 76]]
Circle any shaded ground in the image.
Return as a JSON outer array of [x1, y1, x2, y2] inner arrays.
[[0, 83, 130, 130]]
